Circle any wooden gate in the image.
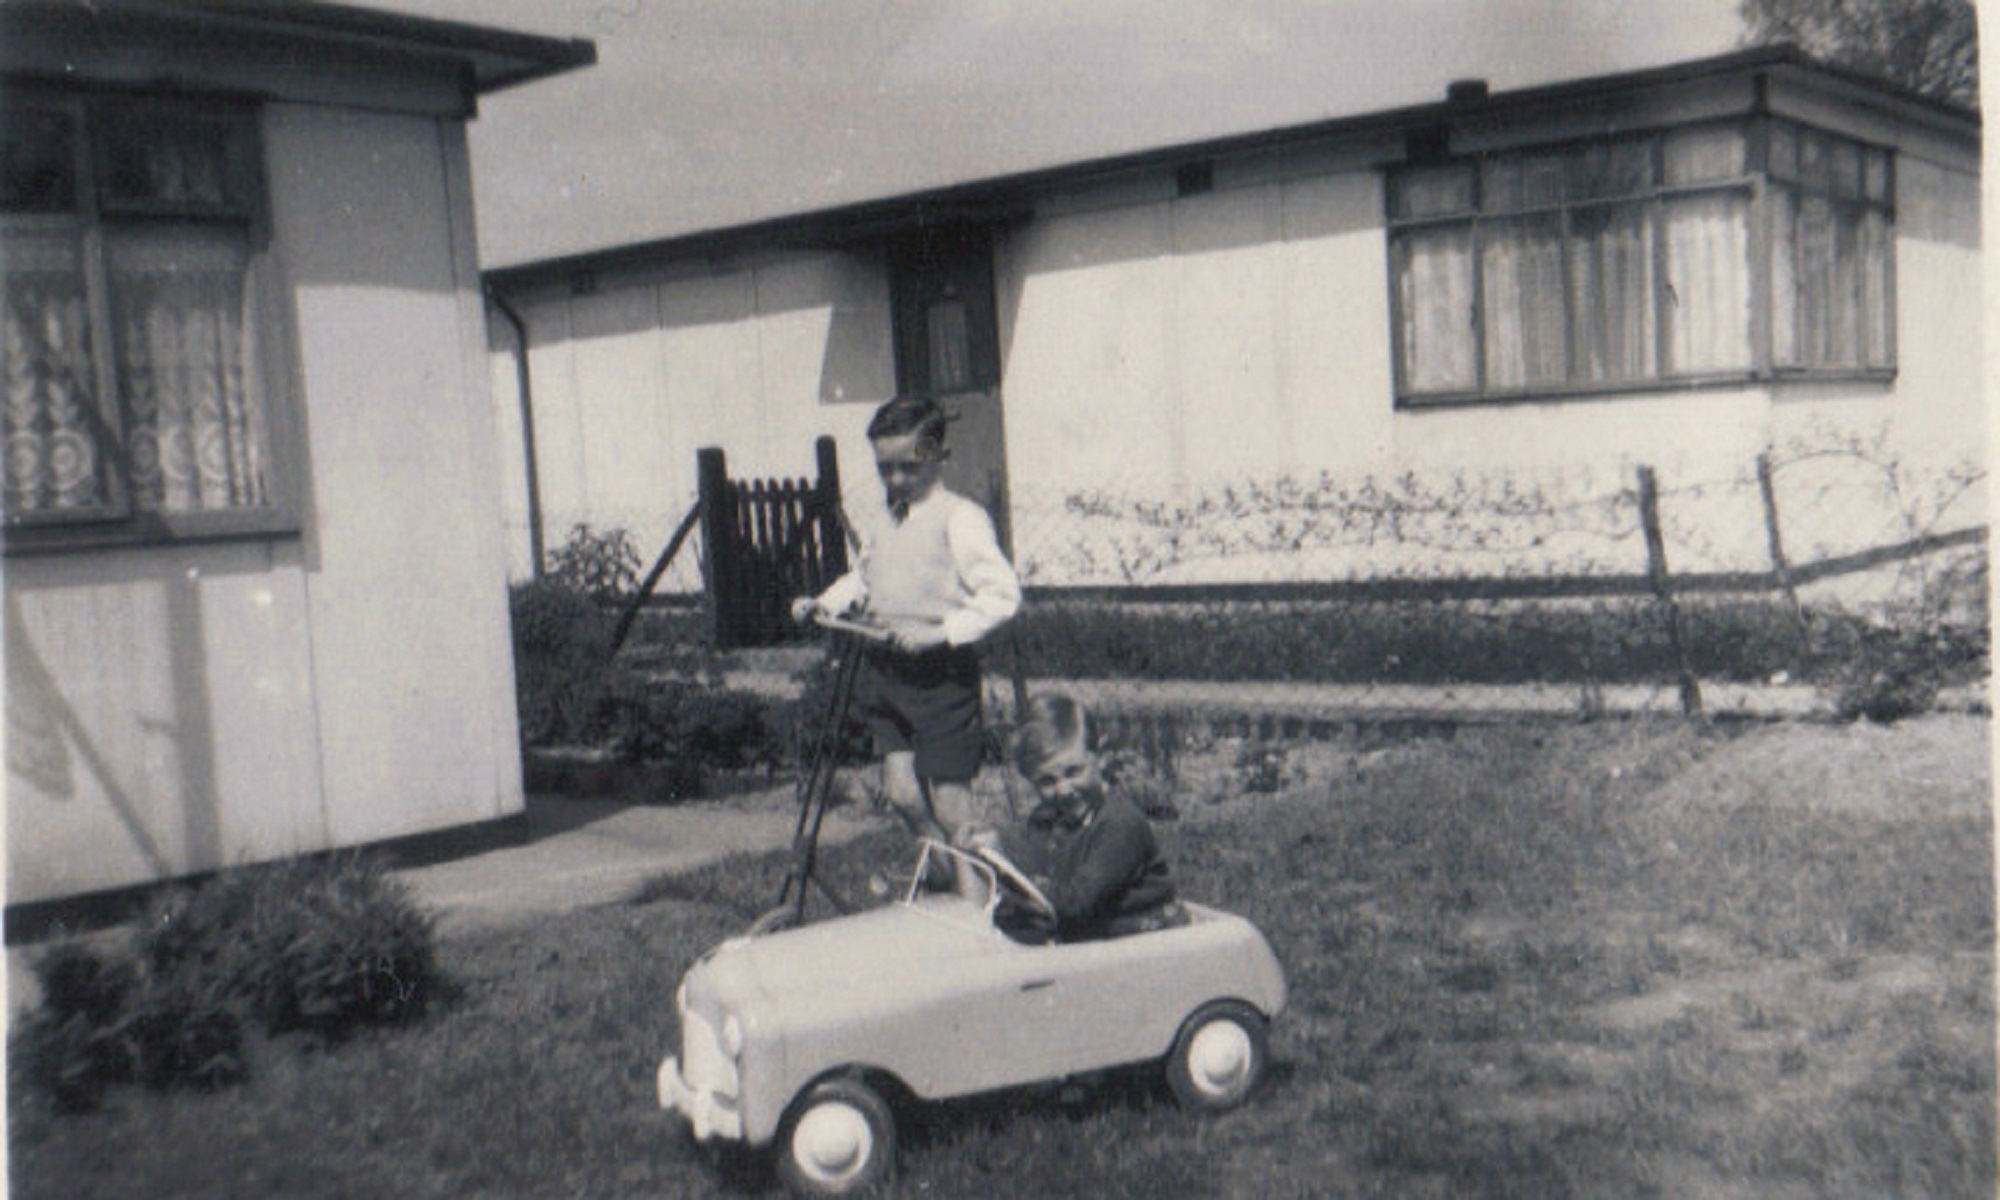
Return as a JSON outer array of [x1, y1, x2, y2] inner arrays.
[[698, 436, 852, 649]]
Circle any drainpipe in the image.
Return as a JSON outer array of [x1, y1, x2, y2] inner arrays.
[[487, 286, 545, 578]]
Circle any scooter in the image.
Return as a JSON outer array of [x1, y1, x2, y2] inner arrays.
[[751, 611, 893, 934]]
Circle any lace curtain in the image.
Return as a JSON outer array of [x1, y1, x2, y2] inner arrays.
[[2, 101, 267, 523], [3, 232, 101, 513], [108, 228, 266, 513], [1, 226, 265, 518]]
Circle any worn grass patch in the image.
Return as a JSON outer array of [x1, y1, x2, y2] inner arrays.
[[10, 716, 1992, 1198]]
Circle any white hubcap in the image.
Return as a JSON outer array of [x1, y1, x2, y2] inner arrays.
[[1187, 1021, 1254, 1096], [792, 1102, 873, 1185]]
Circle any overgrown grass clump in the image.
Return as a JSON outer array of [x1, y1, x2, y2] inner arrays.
[[11, 854, 438, 1113]]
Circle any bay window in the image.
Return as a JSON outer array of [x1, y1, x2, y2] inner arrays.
[[1389, 118, 1893, 404], [2, 91, 289, 547]]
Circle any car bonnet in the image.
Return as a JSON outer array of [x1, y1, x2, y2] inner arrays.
[[696, 894, 1001, 999]]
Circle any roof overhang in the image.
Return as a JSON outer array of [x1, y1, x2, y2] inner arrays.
[[0, 0, 596, 116]]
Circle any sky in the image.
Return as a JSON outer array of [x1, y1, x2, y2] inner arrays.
[[372, 1, 1751, 270]]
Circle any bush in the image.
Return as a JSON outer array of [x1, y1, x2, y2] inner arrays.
[[1815, 622, 1985, 724], [11, 854, 439, 1112], [510, 577, 611, 660], [125, 974, 247, 1092], [134, 855, 438, 1039], [1010, 597, 1829, 686], [12, 943, 142, 1112], [510, 578, 787, 780], [1007, 594, 1987, 692], [511, 580, 617, 746], [611, 680, 785, 776], [543, 523, 642, 602]]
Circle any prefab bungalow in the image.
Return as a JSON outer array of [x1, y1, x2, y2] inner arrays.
[[484, 47, 1981, 602], [2, 1, 595, 907]]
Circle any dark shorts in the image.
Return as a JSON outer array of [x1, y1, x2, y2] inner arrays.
[[852, 643, 984, 783]]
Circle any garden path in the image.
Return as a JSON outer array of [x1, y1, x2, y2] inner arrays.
[[391, 787, 883, 935]]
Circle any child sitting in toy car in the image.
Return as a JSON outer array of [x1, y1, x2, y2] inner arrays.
[[965, 693, 1187, 942]]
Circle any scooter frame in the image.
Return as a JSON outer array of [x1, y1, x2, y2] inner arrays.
[[754, 613, 893, 933]]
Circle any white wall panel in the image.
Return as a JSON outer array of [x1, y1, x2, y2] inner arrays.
[[268, 104, 521, 846], [7, 542, 322, 900]]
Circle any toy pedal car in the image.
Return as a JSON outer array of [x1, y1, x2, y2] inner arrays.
[[658, 840, 1287, 1195]]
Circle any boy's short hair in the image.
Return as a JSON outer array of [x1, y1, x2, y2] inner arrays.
[[1010, 693, 1094, 774], [867, 395, 950, 457]]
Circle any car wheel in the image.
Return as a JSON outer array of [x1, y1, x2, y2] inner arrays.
[[1166, 1001, 1268, 1112], [776, 1077, 895, 1196]]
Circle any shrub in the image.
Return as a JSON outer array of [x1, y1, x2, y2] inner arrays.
[[182, 854, 435, 1037], [11, 854, 439, 1113], [511, 580, 616, 746], [1007, 595, 1972, 688], [124, 974, 247, 1092], [1815, 623, 1976, 725], [543, 523, 642, 602], [510, 577, 611, 660], [510, 577, 788, 780], [12, 943, 141, 1112], [612, 681, 785, 776]]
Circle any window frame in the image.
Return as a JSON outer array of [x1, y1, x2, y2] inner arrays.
[[1764, 120, 1898, 378], [1, 86, 300, 556], [1385, 115, 1896, 409]]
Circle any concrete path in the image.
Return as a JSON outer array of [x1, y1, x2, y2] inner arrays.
[[393, 788, 882, 936]]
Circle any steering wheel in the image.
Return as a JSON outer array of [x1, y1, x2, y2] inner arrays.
[[974, 845, 1055, 920]]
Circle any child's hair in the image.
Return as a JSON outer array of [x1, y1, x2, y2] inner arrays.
[[866, 395, 950, 459], [1010, 693, 1095, 774]]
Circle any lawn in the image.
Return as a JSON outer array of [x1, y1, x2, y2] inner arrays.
[[10, 715, 1993, 1198]]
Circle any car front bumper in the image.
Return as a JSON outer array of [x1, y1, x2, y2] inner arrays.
[[658, 1055, 744, 1142]]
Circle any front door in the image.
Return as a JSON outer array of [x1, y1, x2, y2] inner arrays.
[[890, 226, 1011, 549]]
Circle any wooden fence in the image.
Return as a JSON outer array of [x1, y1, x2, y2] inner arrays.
[[698, 436, 851, 649]]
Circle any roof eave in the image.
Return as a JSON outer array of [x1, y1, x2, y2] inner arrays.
[[1, 0, 598, 95]]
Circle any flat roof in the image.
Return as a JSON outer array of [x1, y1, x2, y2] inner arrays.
[[486, 44, 1974, 292], [1, 0, 597, 95]]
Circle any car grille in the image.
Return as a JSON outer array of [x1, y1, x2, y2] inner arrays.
[[680, 1004, 740, 1099]]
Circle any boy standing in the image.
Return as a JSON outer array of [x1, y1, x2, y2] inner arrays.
[[792, 396, 1021, 849]]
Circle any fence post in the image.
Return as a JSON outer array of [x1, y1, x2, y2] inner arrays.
[[1637, 465, 1703, 718], [697, 446, 735, 648], [1756, 451, 1814, 663]]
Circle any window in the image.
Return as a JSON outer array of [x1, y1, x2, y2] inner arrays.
[[2, 91, 288, 546], [1768, 123, 1895, 371], [890, 225, 999, 398], [1388, 118, 1893, 404]]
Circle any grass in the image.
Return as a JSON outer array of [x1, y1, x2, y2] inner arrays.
[[10, 717, 1993, 1198]]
